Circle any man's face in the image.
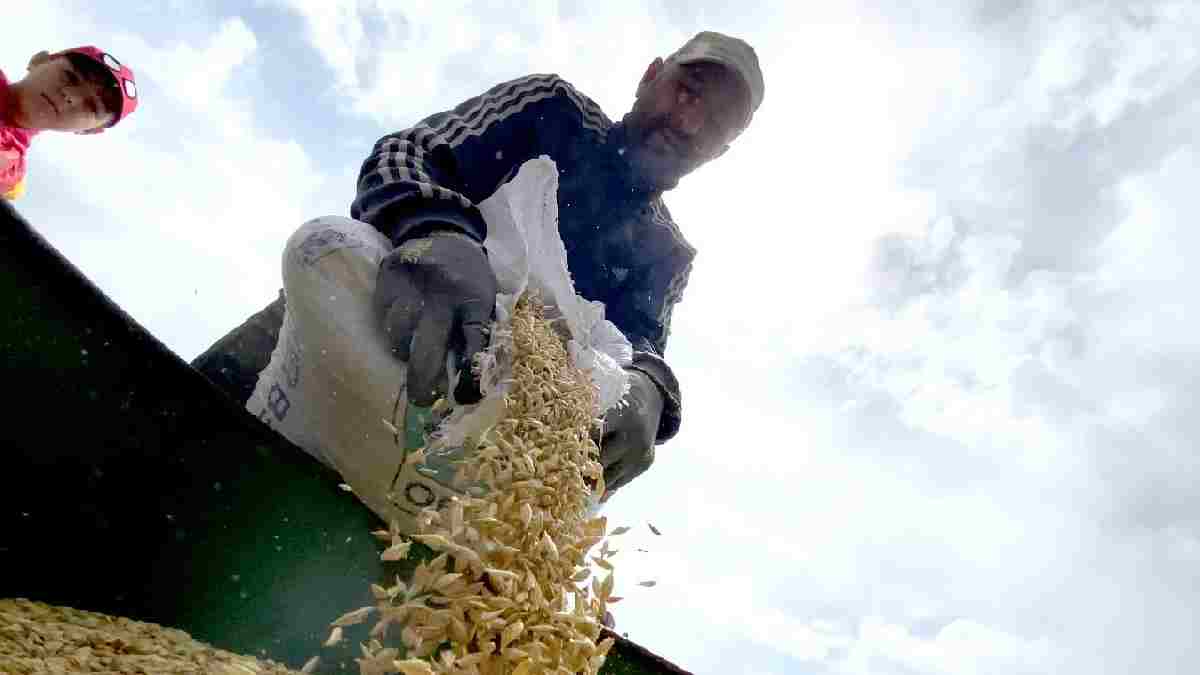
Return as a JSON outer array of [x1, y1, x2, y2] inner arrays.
[[11, 54, 116, 132], [622, 59, 750, 192]]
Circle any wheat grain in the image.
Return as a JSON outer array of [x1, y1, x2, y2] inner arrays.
[[342, 292, 629, 675], [0, 598, 303, 674]]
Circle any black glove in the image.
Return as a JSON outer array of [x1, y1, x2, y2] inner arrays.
[[597, 368, 665, 498], [374, 231, 497, 406]]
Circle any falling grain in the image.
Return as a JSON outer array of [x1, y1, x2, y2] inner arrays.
[[338, 292, 626, 674]]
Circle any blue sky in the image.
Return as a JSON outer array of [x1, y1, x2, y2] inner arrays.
[[10, 1, 1200, 674]]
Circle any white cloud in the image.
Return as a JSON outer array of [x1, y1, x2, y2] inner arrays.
[[153, 17, 258, 115], [1026, 0, 1200, 130], [12, 8, 346, 358], [614, 2, 1200, 673], [268, 0, 694, 126], [843, 616, 1064, 675], [264, 0, 368, 91]]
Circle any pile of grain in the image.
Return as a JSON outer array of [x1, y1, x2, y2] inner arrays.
[[0, 597, 301, 674], [336, 293, 623, 675]]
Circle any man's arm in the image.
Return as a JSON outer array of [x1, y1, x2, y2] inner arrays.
[[351, 74, 610, 245], [352, 74, 611, 404], [594, 248, 691, 497], [609, 249, 694, 444]]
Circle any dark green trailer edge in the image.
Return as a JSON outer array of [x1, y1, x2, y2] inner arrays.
[[0, 199, 689, 675]]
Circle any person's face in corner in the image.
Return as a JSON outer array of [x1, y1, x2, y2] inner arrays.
[[10, 52, 116, 132], [622, 58, 751, 192]]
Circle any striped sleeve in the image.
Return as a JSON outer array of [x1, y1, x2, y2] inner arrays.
[[625, 252, 692, 444], [618, 248, 692, 443], [612, 198, 696, 357], [351, 74, 610, 245], [606, 198, 694, 442], [623, 252, 694, 358]]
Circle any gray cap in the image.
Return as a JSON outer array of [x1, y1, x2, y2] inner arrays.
[[667, 31, 765, 129]]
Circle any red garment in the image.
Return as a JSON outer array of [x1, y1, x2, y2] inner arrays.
[[1, 68, 39, 199]]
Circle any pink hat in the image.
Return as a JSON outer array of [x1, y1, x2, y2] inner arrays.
[[57, 46, 138, 128]]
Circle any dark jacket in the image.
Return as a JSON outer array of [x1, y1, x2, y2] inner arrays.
[[351, 74, 693, 442]]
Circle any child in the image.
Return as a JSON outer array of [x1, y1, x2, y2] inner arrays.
[[2, 46, 138, 200]]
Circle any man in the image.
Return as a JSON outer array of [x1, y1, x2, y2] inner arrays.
[[194, 31, 764, 498], [2, 45, 139, 199]]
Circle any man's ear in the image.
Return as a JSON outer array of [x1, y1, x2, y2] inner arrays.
[[636, 57, 665, 98], [27, 51, 52, 71]]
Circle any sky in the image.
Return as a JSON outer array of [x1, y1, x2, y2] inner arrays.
[[8, 1, 1200, 673]]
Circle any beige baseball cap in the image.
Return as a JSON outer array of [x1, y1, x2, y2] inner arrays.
[[667, 30, 764, 129]]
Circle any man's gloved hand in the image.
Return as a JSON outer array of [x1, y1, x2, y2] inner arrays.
[[374, 231, 498, 406], [597, 368, 665, 499]]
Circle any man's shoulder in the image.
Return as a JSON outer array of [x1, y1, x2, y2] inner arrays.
[[541, 74, 612, 126], [646, 197, 696, 262], [487, 73, 613, 132]]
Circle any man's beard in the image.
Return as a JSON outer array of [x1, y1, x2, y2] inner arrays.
[[619, 111, 697, 193]]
